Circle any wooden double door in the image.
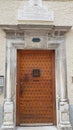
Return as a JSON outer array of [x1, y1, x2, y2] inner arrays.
[[16, 50, 56, 126]]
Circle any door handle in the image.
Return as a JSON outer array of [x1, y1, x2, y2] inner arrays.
[[20, 82, 24, 95], [24, 74, 29, 82], [20, 74, 29, 95]]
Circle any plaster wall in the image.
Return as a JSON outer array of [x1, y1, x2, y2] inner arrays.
[[0, 0, 73, 128], [0, 1, 73, 25], [0, 30, 6, 128]]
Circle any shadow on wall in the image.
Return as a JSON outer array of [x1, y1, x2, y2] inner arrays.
[[0, 105, 3, 127], [70, 105, 73, 128]]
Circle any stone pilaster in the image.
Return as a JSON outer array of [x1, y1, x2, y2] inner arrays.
[[2, 43, 14, 130], [59, 43, 72, 130]]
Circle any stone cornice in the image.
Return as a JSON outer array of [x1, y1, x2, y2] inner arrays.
[[0, 24, 71, 37]]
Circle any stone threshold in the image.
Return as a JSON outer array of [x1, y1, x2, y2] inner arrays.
[[16, 126, 57, 130]]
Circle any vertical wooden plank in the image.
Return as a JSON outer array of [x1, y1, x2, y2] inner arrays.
[[16, 50, 21, 126], [52, 50, 56, 125]]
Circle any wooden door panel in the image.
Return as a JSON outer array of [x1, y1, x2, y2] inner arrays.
[[16, 50, 56, 125]]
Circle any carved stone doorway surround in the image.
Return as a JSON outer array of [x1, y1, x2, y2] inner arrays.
[[1, 25, 72, 130]]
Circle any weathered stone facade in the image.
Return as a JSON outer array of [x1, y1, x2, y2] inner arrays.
[[0, 0, 73, 130]]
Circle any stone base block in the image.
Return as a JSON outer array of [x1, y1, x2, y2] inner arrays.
[[2, 125, 14, 130], [59, 121, 72, 130], [59, 127, 72, 130], [1, 101, 14, 130]]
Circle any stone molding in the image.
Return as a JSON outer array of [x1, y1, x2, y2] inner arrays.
[[1, 25, 72, 130]]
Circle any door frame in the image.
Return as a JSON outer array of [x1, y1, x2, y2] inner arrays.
[[2, 25, 72, 130], [8, 32, 60, 128], [6, 32, 63, 127]]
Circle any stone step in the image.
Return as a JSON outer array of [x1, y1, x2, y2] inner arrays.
[[16, 126, 57, 130]]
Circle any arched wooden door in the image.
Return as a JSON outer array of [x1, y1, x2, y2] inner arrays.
[[16, 50, 56, 126]]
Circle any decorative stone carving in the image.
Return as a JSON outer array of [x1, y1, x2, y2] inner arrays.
[[24, 32, 48, 49], [17, 0, 54, 21], [29, 0, 42, 7], [18, 6, 54, 21]]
